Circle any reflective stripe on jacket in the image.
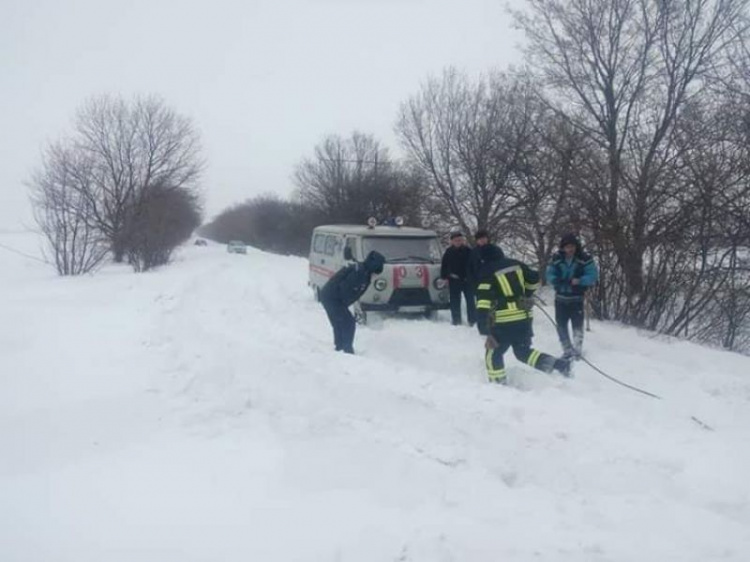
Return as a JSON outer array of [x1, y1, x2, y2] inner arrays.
[[476, 260, 540, 331]]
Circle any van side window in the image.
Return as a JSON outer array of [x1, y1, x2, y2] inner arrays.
[[345, 238, 358, 260], [313, 234, 326, 253], [325, 235, 338, 256]]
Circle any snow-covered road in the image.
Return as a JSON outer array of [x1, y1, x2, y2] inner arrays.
[[2, 237, 749, 561]]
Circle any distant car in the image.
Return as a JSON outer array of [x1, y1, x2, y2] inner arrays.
[[194, 239, 208, 246], [227, 240, 247, 254]]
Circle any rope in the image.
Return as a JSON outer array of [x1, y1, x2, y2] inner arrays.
[[533, 299, 715, 431], [533, 301, 662, 400], [579, 352, 663, 400]]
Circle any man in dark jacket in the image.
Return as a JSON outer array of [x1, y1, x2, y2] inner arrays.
[[476, 244, 571, 383], [320, 250, 386, 354], [467, 229, 495, 290], [441, 231, 476, 326], [546, 233, 598, 359]]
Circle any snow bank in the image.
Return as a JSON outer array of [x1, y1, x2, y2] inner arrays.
[[1, 234, 749, 561]]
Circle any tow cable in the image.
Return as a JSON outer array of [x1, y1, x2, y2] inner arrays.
[[533, 299, 714, 431]]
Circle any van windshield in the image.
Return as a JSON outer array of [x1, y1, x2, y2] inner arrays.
[[362, 237, 442, 264]]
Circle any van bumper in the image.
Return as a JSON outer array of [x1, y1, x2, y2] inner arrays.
[[361, 303, 450, 312]]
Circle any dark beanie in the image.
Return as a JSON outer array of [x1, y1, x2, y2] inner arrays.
[[559, 233, 580, 248], [474, 229, 490, 241]]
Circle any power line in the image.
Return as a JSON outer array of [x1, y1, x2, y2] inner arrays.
[[0, 241, 50, 264]]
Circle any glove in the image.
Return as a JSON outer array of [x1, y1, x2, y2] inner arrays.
[[519, 296, 534, 312], [485, 335, 499, 350]]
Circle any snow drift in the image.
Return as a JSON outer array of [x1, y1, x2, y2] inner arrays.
[[1, 234, 749, 561]]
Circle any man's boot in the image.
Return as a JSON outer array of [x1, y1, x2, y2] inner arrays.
[[554, 358, 573, 378]]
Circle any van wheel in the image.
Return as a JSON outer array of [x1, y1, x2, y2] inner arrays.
[[423, 309, 437, 320]]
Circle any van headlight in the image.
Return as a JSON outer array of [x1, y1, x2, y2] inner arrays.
[[374, 278, 388, 291], [434, 278, 448, 290]]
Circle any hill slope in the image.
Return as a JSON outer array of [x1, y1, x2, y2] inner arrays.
[[1, 237, 749, 561]]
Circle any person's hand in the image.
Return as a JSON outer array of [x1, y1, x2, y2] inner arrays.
[[571, 278, 581, 286]]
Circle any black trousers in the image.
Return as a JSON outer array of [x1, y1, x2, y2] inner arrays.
[[485, 320, 557, 380], [449, 278, 477, 326], [555, 299, 585, 354], [322, 299, 356, 353]]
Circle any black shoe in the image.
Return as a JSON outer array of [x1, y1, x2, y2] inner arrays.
[[555, 358, 572, 378]]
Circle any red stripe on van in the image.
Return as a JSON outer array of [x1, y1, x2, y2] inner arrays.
[[393, 265, 408, 289], [310, 264, 335, 278]]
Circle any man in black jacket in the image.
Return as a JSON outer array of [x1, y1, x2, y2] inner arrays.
[[467, 229, 496, 290], [319, 250, 386, 354], [441, 231, 476, 326], [476, 244, 571, 383]]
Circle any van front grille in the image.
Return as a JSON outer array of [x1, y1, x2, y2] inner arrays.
[[388, 288, 432, 307]]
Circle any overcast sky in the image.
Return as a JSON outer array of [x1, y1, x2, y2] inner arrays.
[[0, 0, 524, 230]]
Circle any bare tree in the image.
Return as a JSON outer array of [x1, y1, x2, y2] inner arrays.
[[71, 94, 203, 261], [504, 110, 594, 271], [294, 132, 423, 225], [124, 184, 202, 272], [28, 94, 204, 273], [396, 69, 541, 237], [29, 143, 108, 275]]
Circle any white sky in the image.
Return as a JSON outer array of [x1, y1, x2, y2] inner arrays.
[[0, 0, 524, 229]]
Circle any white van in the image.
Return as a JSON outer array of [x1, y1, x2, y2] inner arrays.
[[309, 220, 449, 321]]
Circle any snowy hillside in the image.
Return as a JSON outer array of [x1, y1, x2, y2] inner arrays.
[[1, 234, 750, 562]]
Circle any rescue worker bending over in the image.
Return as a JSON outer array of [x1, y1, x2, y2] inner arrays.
[[319, 250, 385, 354], [476, 244, 572, 383]]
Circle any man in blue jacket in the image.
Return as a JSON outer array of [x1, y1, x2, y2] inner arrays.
[[320, 250, 386, 354], [546, 233, 598, 359]]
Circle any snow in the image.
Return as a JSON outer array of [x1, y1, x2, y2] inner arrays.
[[1, 233, 750, 562]]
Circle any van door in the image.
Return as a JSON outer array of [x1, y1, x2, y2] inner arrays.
[[309, 231, 333, 290], [315, 233, 343, 282]]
